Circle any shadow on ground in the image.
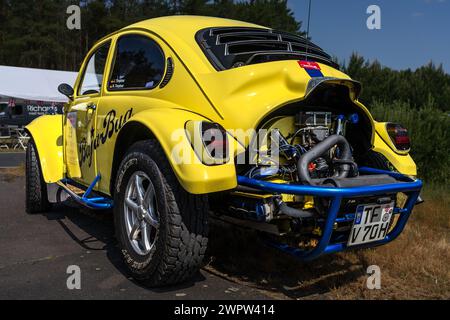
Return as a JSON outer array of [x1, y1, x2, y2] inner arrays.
[[44, 203, 371, 298], [206, 219, 370, 299], [0, 167, 368, 299], [44, 203, 207, 294]]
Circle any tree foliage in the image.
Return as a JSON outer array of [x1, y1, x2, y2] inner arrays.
[[370, 99, 450, 184], [343, 53, 450, 112], [0, 0, 301, 71]]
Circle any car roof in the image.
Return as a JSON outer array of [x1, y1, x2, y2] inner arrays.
[[126, 15, 263, 35], [110, 16, 267, 74]]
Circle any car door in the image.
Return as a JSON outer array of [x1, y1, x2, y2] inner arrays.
[[65, 40, 111, 186], [94, 33, 167, 194]]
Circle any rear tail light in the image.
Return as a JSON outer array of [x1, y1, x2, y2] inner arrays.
[[386, 123, 410, 151], [201, 122, 229, 162]]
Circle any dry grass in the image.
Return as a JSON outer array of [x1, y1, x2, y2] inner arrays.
[[0, 149, 24, 153], [0, 163, 25, 182], [206, 186, 450, 300]]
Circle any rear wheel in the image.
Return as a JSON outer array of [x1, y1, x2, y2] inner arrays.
[[114, 140, 209, 287], [25, 138, 51, 214]]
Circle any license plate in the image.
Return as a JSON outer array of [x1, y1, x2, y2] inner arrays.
[[347, 202, 394, 247]]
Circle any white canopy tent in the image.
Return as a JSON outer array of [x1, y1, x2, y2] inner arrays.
[[0, 65, 78, 103]]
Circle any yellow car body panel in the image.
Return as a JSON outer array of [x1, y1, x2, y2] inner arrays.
[[373, 124, 417, 176], [26, 16, 417, 195], [115, 109, 238, 194], [93, 102, 239, 195], [196, 62, 373, 143], [374, 121, 410, 155], [25, 115, 64, 183]]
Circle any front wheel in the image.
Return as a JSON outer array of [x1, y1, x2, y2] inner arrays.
[[114, 140, 209, 287], [25, 138, 51, 214]]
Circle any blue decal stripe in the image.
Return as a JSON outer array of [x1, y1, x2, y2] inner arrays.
[[305, 68, 324, 78]]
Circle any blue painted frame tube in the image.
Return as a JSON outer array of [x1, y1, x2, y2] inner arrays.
[[237, 175, 422, 197], [236, 167, 423, 261], [62, 175, 114, 210], [303, 196, 342, 260], [82, 174, 102, 200]]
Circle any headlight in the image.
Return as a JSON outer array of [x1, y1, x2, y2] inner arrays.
[[185, 121, 229, 165], [386, 123, 410, 151]]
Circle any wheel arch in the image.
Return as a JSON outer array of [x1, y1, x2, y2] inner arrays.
[[110, 121, 156, 196], [25, 115, 64, 183], [109, 108, 237, 195]]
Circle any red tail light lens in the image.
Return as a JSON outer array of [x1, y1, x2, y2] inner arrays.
[[386, 123, 410, 151], [201, 122, 229, 161]]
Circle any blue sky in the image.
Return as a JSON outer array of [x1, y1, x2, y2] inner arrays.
[[287, 0, 450, 72]]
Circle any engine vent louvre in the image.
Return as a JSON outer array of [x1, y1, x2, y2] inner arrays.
[[160, 57, 174, 89], [196, 27, 338, 71]]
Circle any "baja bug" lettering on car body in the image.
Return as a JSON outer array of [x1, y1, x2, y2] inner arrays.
[[79, 108, 133, 167]]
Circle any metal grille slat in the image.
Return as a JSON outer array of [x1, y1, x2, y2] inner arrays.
[[196, 27, 338, 70]]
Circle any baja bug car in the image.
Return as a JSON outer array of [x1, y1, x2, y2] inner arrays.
[[25, 16, 422, 287]]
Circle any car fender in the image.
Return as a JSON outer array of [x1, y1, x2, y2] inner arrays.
[[373, 121, 417, 176], [25, 115, 64, 183], [111, 108, 238, 195]]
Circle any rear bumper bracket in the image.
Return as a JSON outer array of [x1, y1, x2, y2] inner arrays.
[[237, 167, 423, 261]]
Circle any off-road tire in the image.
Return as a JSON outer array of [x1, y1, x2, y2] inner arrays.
[[114, 140, 209, 287], [25, 138, 51, 214]]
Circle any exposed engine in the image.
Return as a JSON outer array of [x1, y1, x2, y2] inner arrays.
[[246, 110, 360, 184], [219, 109, 397, 241]]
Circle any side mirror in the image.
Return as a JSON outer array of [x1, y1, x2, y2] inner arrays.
[[58, 83, 74, 101]]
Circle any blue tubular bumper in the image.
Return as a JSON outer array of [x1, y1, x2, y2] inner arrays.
[[237, 167, 423, 261]]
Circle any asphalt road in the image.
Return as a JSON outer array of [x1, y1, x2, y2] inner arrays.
[[0, 174, 271, 300], [0, 152, 25, 168]]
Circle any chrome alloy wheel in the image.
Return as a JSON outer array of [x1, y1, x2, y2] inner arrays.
[[124, 171, 160, 256]]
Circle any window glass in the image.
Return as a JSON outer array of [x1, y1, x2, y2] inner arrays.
[[109, 35, 165, 90], [79, 42, 111, 95]]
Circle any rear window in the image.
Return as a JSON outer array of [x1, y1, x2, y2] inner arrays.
[[196, 27, 338, 71]]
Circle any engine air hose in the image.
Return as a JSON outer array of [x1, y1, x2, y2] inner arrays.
[[276, 199, 315, 219], [297, 134, 353, 185]]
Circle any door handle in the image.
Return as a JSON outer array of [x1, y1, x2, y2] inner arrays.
[[85, 103, 97, 123]]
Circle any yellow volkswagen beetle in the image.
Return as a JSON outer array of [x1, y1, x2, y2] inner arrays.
[[25, 16, 422, 286]]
